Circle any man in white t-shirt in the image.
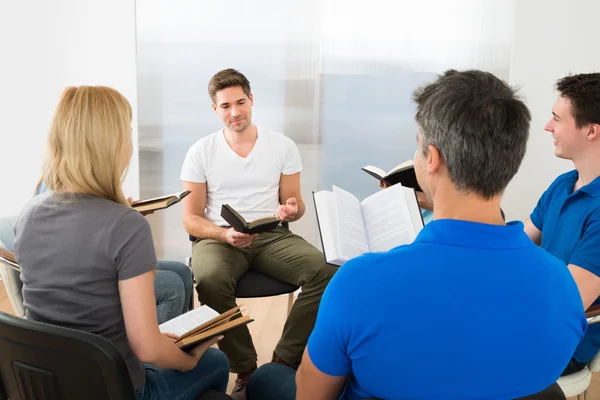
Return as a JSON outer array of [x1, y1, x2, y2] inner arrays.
[[181, 68, 337, 399]]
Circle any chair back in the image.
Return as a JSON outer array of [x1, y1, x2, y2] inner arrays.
[[0, 216, 24, 317], [0, 312, 136, 400]]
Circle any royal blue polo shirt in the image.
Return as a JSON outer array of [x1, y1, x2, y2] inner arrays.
[[308, 219, 586, 399], [531, 170, 600, 362]]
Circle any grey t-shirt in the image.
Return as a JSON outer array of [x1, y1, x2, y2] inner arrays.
[[14, 193, 157, 389]]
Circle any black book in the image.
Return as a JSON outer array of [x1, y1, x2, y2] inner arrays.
[[361, 160, 422, 192], [220, 204, 281, 234]]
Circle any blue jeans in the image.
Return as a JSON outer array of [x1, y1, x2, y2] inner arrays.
[[155, 260, 193, 324], [136, 348, 230, 400], [247, 362, 296, 400]]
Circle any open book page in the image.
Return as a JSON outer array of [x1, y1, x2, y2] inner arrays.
[[159, 305, 220, 337], [333, 185, 369, 260], [362, 165, 387, 179], [360, 184, 420, 253], [387, 160, 414, 175], [137, 190, 190, 205], [313, 191, 346, 265]]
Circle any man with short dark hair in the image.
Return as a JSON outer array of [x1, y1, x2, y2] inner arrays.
[[295, 70, 587, 399], [524, 72, 600, 375], [181, 68, 337, 399]]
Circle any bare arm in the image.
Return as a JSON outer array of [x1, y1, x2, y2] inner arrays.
[[524, 218, 542, 245], [119, 270, 207, 371], [296, 348, 348, 400], [182, 181, 257, 248], [569, 265, 600, 311], [277, 172, 305, 222], [182, 181, 227, 241]]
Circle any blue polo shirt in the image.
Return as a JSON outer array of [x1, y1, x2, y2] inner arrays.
[[308, 219, 586, 400], [531, 170, 600, 363]]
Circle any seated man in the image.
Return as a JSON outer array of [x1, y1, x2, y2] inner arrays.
[[524, 73, 600, 375], [296, 70, 587, 399], [181, 68, 337, 398]]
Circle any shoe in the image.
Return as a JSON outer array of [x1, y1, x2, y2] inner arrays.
[[230, 367, 256, 400]]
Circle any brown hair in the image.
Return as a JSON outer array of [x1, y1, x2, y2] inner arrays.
[[208, 69, 251, 103], [556, 73, 600, 128]]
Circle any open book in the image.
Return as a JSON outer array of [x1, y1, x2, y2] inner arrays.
[[361, 160, 422, 191], [159, 305, 253, 350], [132, 190, 191, 214], [313, 184, 424, 266], [221, 204, 280, 234]]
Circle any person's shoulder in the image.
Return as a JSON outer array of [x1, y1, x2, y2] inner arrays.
[[187, 130, 222, 153], [548, 170, 578, 190], [259, 126, 296, 146]]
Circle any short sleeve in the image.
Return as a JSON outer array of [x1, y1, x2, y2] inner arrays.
[[109, 210, 158, 281], [282, 139, 302, 175], [530, 188, 550, 231], [307, 263, 354, 377], [180, 143, 206, 183], [570, 211, 600, 277]]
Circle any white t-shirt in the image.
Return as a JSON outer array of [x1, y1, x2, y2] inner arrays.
[[180, 126, 302, 226]]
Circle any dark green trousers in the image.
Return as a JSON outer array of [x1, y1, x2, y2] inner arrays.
[[192, 226, 337, 373]]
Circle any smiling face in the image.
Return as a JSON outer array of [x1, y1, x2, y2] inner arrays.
[[544, 95, 589, 160], [212, 85, 254, 133]]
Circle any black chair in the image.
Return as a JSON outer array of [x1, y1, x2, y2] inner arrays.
[[0, 312, 230, 400], [189, 222, 299, 314]]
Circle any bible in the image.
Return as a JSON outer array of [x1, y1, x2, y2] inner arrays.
[[159, 305, 253, 350], [221, 204, 281, 234], [361, 160, 422, 191], [132, 190, 191, 214], [313, 184, 424, 266]]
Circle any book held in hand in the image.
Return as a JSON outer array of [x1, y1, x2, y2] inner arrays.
[[132, 190, 191, 214], [159, 305, 253, 350], [313, 184, 424, 266], [220, 204, 281, 234], [361, 159, 422, 191]]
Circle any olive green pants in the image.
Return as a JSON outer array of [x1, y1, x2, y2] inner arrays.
[[192, 226, 337, 373]]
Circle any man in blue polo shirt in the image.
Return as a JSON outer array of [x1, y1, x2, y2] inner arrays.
[[524, 72, 600, 375], [295, 70, 587, 400]]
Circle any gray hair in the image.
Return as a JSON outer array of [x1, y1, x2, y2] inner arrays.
[[413, 70, 531, 199]]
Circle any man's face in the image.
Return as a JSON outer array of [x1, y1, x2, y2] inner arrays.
[[544, 96, 588, 160], [213, 86, 253, 132]]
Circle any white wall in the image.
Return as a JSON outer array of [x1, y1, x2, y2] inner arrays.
[[0, 0, 139, 218], [504, 0, 600, 221]]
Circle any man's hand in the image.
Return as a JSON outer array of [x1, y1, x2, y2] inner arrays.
[[276, 197, 299, 222], [223, 228, 258, 248], [379, 181, 390, 189], [127, 196, 154, 216], [416, 191, 433, 211]]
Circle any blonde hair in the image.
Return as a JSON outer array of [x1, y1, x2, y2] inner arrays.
[[43, 86, 133, 206]]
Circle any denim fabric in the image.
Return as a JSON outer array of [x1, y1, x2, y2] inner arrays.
[[247, 362, 296, 400], [136, 348, 229, 400]]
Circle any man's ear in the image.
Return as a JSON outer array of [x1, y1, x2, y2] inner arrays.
[[427, 144, 442, 174], [212, 103, 217, 113], [587, 124, 600, 141], [249, 93, 254, 106]]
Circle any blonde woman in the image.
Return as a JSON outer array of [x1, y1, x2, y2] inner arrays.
[[14, 86, 229, 399]]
